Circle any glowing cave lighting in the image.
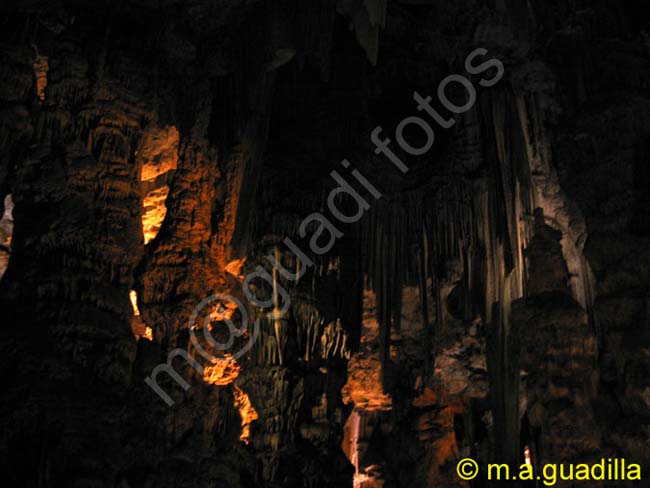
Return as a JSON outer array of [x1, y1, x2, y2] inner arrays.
[[233, 385, 258, 443], [201, 357, 257, 443], [129, 290, 140, 316], [354, 473, 371, 488], [202, 357, 241, 386], [524, 445, 532, 465], [143, 327, 153, 341], [129, 290, 153, 341]]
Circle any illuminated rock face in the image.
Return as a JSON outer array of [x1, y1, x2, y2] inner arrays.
[[139, 126, 179, 182], [129, 290, 153, 340], [342, 285, 489, 487], [201, 357, 258, 443], [343, 290, 392, 412], [233, 385, 258, 443], [138, 126, 179, 244], [202, 357, 241, 386], [141, 186, 170, 244]]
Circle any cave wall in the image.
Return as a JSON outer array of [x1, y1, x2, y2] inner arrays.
[[0, 1, 649, 487]]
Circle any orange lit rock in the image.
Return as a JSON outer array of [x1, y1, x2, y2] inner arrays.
[[142, 186, 169, 244], [202, 357, 241, 386], [33, 54, 48, 103], [138, 126, 179, 244], [131, 315, 149, 340], [200, 356, 257, 443], [209, 300, 238, 321], [129, 290, 140, 316], [342, 290, 391, 411], [233, 385, 258, 443], [143, 326, 153, 341], [224, 257, 246, 279], [129, 290, 153, 341], [139, 126, 179, 181], [412, 387, 440, 409], [342, 352, 391, 411]]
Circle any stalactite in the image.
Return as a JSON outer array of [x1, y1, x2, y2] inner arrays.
[[293, 300, 325, 362], [352, 92, 547, 463], [320, 319, 351, 360], [337, 0, 387, 65], [294, 0, 338, 79]]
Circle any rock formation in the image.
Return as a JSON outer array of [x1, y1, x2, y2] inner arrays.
[[0, 1, 649, 487]]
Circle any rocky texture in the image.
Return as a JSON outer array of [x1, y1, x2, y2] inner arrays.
[[343, 290, 393, 413], [138, 125, 179, 244], [515, 212, 602, 478], [0, 1, 649, 487]]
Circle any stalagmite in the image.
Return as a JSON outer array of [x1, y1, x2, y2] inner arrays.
[[337, 0, 386, 65]]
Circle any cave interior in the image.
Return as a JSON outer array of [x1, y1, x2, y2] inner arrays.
[[1, 0, 650, 487]]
